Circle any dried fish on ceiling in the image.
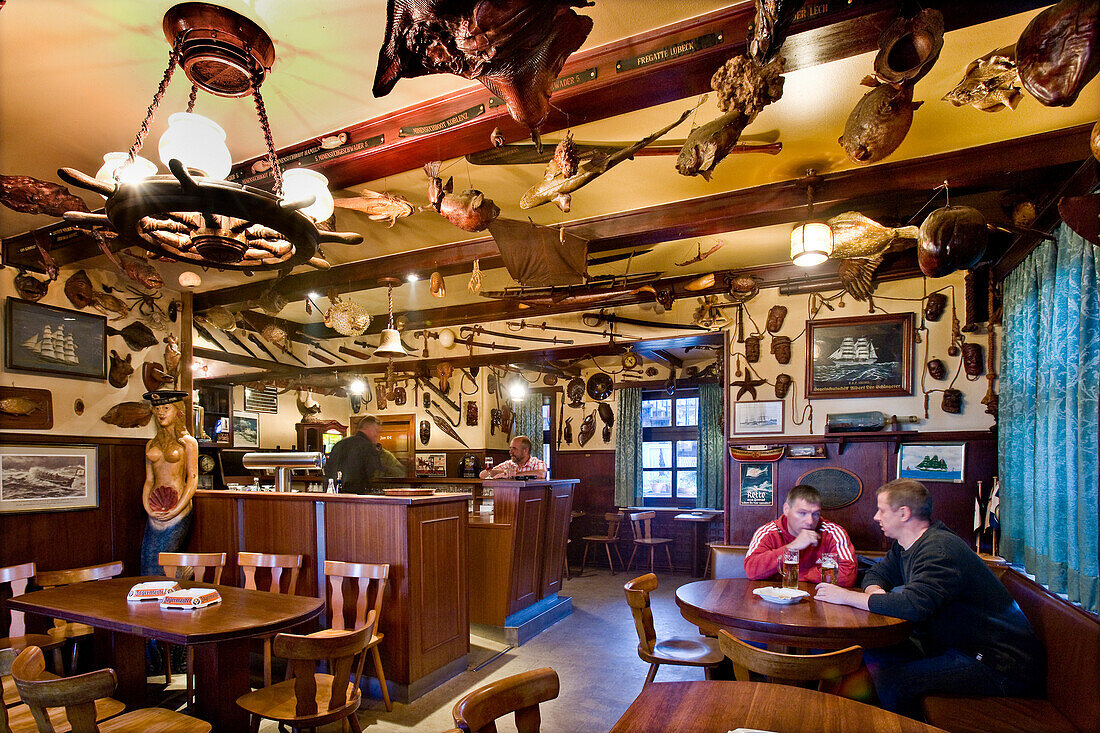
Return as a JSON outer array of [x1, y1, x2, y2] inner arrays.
[[0, 173, 88, 217], [942, 46, 1022, 113], [1016, 0, 1099, 107], [872, 9, 944, 86], [826, 211, 919, 300], [324, 292, 371, 337], [333, 189, 414, 226], [839, 77, 923, 164], [521, 106, 695, 212], [14, 271, 50, 301], [373, 0, 594, 137], [748, 0, 807, 65], [424, 161, 500, 232]]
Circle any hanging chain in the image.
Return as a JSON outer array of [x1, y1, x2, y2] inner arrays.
[[186, 83, 199, 113], [127, 35, 186, 164], [251, 65, 282, 198], [387, 284, 395, 329]]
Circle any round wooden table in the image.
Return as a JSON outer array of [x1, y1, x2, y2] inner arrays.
[[676, 578, 911, 649], [610, 681, 948, 732]]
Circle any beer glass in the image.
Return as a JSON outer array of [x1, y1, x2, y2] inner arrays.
[[780, 548, 799, 589], [820, 552, 839, 584]]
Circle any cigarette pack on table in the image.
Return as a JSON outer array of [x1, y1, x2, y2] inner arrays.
[[126, 581, 181, 603], [160, 588, 222, 609]]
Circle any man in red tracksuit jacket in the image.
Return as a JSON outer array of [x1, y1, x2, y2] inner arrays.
[[744, 484, 858, 587]]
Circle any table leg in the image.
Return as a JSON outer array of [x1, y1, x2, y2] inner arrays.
[[691, 523, 702, 577], [94, 629, 147, 707], [192, 638, 251, 733]]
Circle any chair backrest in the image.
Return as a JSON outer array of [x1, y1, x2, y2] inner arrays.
[[323, 560, 389, 632], [35, 562, 124, 589], [709, 545, 748, 579], [717, 629, 863, 690], [451, 667, 559, 733], [158, 552, 227, 584], [271, 621, 372, 719], [622, 573, 658, 655], [0, 647, 13, 731], [11, 645, 117, 733], [237, 552, 302, 594], [1, 562, 37, 638], [602, 513, 623, 540], [628, 512, 655, 541]]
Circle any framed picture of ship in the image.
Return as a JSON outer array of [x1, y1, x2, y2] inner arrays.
[[0, 444, 99, 513], [4, 298, 107, 380], [733, 400, 784, 434], [806, 313, 913, 398], [897, 442, 965, 483]]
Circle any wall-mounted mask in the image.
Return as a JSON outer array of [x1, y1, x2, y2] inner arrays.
[[466, 400, 478, 426], [766, 305, 787, 333], [941, 388, 963, 414], [490, 408, 502, 436], [927, 358, 947, 380], [924, 292, 947, 321], [349, 394, 362, 414], [423, 392, 431, 410], [774, 373, 792, 398], [961, 342, 984, 377], [393, 386, 407, 405], [419, 420, 431, 445], [744, 335, 760, 363], [771, 335, 791, 365]]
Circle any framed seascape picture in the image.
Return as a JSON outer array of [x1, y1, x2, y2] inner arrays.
[[0, 444, 99, 513], [739, 462, 774, 506], [232, 411, 260, 448], [733, 400, 784, 434], [806, 312, 914, 398], [4, 298, 107, 380], [898, 442, 966, 483]]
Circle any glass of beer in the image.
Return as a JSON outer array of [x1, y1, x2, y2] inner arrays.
[[780, 548, 799, 589], [820, 552, 839, 584]]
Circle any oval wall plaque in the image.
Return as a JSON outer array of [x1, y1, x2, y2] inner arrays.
[[796, 467, 862, 510]]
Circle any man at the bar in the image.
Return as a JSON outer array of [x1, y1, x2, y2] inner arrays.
[[479, 435, 547, 479], [324, 414, 405, 493]]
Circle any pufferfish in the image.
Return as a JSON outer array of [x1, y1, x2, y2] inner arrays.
[[826, 212, 919, 300]]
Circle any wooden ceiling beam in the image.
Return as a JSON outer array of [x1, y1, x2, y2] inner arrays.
[[195, 124, 1090, 312]]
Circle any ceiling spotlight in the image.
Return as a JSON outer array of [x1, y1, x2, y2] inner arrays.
[[507, 377, 527, 402], [406, 273, 419, 283], [349, 378, 365, 395]]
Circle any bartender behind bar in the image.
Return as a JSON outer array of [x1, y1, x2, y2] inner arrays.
[[480, 436, 547, 479], [325, 414, 405, 493]]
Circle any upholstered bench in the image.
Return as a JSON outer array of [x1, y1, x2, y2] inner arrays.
[[921, 566, 1100, 733]]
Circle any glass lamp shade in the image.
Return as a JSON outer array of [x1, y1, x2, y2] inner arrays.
[[95, 152, 157, 189], [790, 222, 833, 267], [158, 112, 232, 180], [348, 378, 366, 395], [438, 328, 456, 349], [281, 168, 334, 222], [507, 379, 527, 402]]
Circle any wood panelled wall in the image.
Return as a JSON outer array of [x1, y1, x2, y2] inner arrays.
[[0, 434, 147, 573]]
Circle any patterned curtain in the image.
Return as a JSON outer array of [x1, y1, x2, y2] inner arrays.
[[1000, 223, 1099, 613], [614, 387, 642, 508], [513, 392, 543, 460], [697, 382, 725, 509]]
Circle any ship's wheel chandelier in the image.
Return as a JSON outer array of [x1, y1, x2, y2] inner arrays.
[[56, 2, 361, 272]]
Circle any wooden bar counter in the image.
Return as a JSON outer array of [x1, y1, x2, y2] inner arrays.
[[187, 489, 470, 701], [468, 480, 577, 636]]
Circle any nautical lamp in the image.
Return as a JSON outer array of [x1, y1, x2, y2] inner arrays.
[[55, 2, 361, 271], [790, 170, 833, 267], [507, 375, 527, 402], [374, 278, 408, 359]]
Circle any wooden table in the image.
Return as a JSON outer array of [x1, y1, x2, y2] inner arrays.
[[7, 576, 324, 732], [610, 681, 948, 732], [676, 578, 911, 649], [673, 512, 717, 577]]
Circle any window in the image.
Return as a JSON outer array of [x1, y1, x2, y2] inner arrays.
[[641, 389, 698, 507]]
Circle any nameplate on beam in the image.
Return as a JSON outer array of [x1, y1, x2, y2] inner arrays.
[[486, 68, 598, 108], [229, 134, 385, 186], [399, 104, 485, 138], [616, 32, 724, 73]]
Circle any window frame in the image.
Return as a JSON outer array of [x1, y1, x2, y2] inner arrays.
[[640, 388, 699, 508]]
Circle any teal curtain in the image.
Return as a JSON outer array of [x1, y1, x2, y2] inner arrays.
[[614, 387, 642, 507], [697, 382, 725, 509], [513, 392, 543, 460], [1000, 223, 1099, 613]]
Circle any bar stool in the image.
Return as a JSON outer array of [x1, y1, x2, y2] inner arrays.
[[35, 561, 124, 674], [158, 552, 227, 705], [237, 552, 303, 687], [321, 560, 392, 712], [626, 512, 674, 574]]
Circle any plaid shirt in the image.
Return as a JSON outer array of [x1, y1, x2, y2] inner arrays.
[[487, 455, 546, 479]]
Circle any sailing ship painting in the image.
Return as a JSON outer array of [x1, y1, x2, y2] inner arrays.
[[808, 314, 913, 397], [898, 443, 965, 483], [5, 299, 106, 379]]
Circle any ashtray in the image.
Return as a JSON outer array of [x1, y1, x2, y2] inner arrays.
[[752, 587, 809, 605]]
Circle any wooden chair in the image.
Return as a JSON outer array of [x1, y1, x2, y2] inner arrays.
[[0, 647, 126, 733], [10, 645, 210, 733], [322, 560, 392, 712], [235, 623, 371, 733], [1, 562, 65, 695], [451, 667, 559, 733], [579, 513, 626, 576], [704, 544, 748, 580], [157, 552, 227, 704], [237, 552, 303, 687], [623, 574, 723, 686], [35, 562, 124, 674], [626, 512, 674, 574], [717, 629, 863, 692]]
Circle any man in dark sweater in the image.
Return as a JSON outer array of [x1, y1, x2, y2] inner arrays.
[[814, 478, 1041, 718], [324, 414, 405, 493]]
